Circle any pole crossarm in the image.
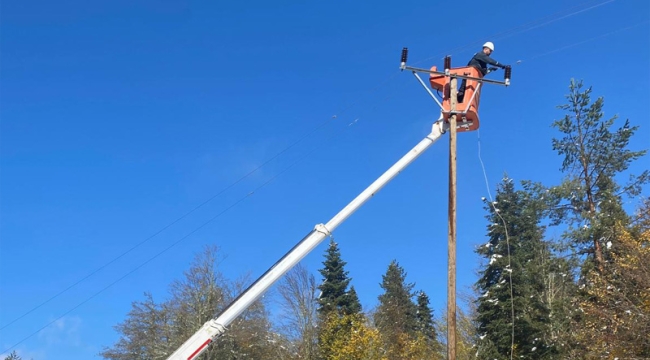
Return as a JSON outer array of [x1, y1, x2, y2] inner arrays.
[[402, 65, 510, 86]]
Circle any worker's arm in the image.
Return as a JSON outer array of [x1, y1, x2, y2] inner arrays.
[[474, 53, 505, 68]]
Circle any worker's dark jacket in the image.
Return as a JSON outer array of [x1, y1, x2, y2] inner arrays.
[[467, 52, 502, 76]]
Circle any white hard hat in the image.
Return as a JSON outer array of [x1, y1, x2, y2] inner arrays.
[[483, 41, 494, 51]]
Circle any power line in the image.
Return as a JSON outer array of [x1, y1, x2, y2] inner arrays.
[[0, 71, 401, 332], [4, 0, 624, 329], [1, 117, 362, 354], [518, 20, 649, 63], [410, 0, 617, 66], [2, 0, 633, 347], [469, 21, 649, 357], [0, 115, 335, 331], [2, 80, 397, 352]]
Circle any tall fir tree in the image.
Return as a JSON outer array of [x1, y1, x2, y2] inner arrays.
[[346, 286, 362, 315], [415, 291, 436, 341], [475, 176, 556, 359], [375, 260, 417, 334], [317, 239, 361, 316], [414, 291, 441, 355], [317, 239, 363, 360], [375, 260, 419, 359]]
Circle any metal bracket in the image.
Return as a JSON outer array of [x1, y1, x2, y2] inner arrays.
[[314, 223, 331, 237], [434, 114, 449, 134], [209, 320, 227, 336], [412, 71, 444, 111], [440, 111, 474, 130]]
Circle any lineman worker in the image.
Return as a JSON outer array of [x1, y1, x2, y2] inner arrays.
[[457, 41, 507, 102]]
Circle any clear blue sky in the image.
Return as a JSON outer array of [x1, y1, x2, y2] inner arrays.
[[1, 0, 648, 358]]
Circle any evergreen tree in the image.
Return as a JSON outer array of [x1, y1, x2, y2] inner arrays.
[[316, 239, 362, 360], [414, 291, 441, 354], [475, 177, 556, 359], [345, 286, 362, 315], [317, 239, 361, 316], [415, 291, 436, 340], [4, 352, 21, 360], [375, 260, 419, 358], [550, 79, 649, 270]]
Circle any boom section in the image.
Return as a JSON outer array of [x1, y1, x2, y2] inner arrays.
[[166, 119, 447, 360]]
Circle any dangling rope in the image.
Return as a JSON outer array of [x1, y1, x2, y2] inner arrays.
[[477, 129, 516, 360]]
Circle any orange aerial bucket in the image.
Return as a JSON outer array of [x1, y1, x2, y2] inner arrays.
[[429, 66, 483, 132]]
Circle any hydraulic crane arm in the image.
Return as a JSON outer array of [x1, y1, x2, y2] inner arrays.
[[166, 118, 448, 360]]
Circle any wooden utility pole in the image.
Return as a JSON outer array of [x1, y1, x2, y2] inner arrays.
[[447, 76, 458, 360]]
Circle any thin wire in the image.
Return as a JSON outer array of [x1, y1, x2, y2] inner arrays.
[[0, 115, 332, 331], [494, 0, 617, 40], [2, 82, 397, 352], [468, 21, 647, 357], [410, 0, 617, 66], [477, 129, 516, 360], [4, 0, 634, 340], [0, 68, 402, 331], [518, 20, 650, 63], [1, 117, 362, 354]]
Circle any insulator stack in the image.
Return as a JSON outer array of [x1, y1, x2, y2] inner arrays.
[[444, 56, 451, 72], [504, 65, 512, 85], [401, 47, 408, 64]]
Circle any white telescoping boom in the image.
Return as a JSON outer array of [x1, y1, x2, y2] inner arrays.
[[166, 118, 448, 360]]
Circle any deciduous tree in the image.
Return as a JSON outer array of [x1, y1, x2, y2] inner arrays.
[[101, 246, 287, 360], [319, 313, 385, 360], [276, 263, 319, 360]]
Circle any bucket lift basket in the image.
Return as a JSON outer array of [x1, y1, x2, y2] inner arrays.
[[400, 48, 511, 132]]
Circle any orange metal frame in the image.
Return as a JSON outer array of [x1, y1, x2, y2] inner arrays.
[[429, 66, 482, 132]]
